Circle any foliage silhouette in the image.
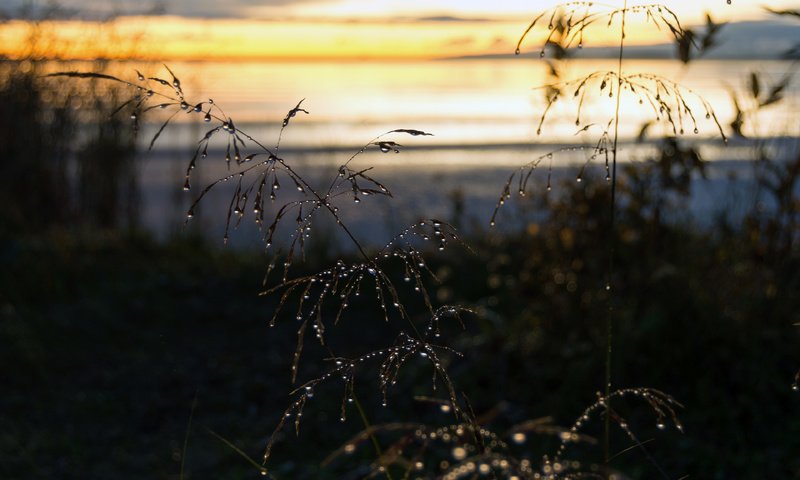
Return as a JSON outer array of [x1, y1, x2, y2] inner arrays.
[[42, 1, 800, 479]]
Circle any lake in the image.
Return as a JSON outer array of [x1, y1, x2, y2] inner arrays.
[[97, 58, 799, 249]]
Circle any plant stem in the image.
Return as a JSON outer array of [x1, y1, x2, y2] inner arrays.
[[606, 0, 627, 476], [353, 392, 395, 480], [179, 391, 199, 480], [236, 130, 373, 262]]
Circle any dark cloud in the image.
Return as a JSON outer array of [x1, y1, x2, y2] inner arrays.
[[0, 0, 330, 20], [442, 35, 475, 47], [161, 0, 334, 18], [412, 15, 494, 23], [0, 0, 162, 20]]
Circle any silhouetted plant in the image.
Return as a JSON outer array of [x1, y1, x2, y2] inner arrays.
[[506, 1, 736, 477], [0, 7, 148, 236], [725, 6, 800, 262], [48, 1, 800, 479], [0, 64, 75, 235]]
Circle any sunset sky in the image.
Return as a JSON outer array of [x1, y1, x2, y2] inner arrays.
[[1, 0, 799, 60]]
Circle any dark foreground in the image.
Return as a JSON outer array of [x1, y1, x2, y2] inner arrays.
[[2, 201, 799, 479]]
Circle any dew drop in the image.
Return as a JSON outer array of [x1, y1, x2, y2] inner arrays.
[[514, 48, 521, 55], [204, 112, 211, 122], [452, 447, 467, 461], [656, 421, 666, 430], [180, 101, 189, 110]]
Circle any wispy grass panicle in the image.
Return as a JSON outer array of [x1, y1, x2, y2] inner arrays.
[[528, 71, 728, 141], [260, 219, 467, 385], [489, 136, 614, 227], [502, 2, 733, 478], [494, 3, 730, 228], [515, 2, 695, 58], [53, 2, 775, 475], [319, 387, 681, 479], [262, 322, 469, 465], [51, 65, 471, 473]]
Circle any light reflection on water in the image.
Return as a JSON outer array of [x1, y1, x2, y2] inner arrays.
[[45, 57, 797, 148], [141, 140, 792, 251], [56, 57, 798, 247], [126, 57, 799, 147]]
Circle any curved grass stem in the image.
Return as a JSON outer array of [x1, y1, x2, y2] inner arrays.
[[606, 0, 628, 476], [353, 392, 395, 480]]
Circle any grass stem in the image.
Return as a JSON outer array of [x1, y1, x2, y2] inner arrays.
[[606, 0, 628, 476], [353, 392, 395, 480]]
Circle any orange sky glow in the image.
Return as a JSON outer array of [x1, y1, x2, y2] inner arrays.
[[0, 1, 796, 61]]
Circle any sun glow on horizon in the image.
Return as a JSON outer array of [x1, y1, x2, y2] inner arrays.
[[0, 18, 706, 62], [0, 1, 795, 62]]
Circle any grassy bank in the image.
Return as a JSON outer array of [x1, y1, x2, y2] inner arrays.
[[1, 206, 798, 479]]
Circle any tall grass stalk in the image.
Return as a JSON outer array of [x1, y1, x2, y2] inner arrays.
[[48, 1, 772, 477], [509, 1, 733, 477], [606, 1, 627, 472]]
